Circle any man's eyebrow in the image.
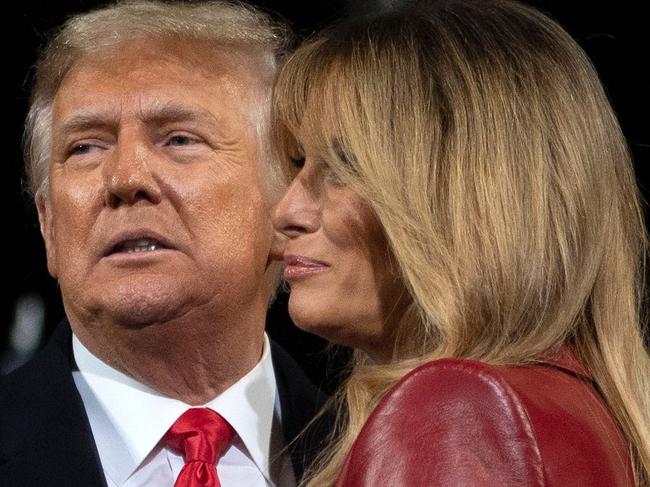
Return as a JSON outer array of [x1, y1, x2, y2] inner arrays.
[[55, 103, 222, 136], [138, 103, 222, 130], [56, 111, 118, 137]]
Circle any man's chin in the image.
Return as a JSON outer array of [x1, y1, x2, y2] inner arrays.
[[105, 304, 180, 329], [64, 282, 197, 329]]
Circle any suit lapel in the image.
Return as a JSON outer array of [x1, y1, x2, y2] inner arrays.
[[270, 341, 332, 483]]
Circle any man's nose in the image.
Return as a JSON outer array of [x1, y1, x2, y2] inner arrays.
[[272, 174, 321, 239], [102, 131, 163, 208]]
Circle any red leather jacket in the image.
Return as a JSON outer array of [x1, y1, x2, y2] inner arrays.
[[336, 351, 634, 486]]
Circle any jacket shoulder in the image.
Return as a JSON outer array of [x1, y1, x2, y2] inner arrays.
[[0, 322, 106, 487], [337, 358, 634, 487], [0, 335, 68, 457]]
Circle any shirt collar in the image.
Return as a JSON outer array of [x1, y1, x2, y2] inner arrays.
[[72, 333, 278, 485]]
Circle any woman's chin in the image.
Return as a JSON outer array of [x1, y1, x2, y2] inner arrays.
[[291, 313, 344, 343], [288, 302, 376, 356]]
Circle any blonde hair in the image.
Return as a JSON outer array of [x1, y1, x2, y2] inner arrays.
[[24, 0, 290, 200], [272, 1, 650, 485]]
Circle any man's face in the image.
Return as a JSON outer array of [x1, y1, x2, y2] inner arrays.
[[38, 39, 276, 330]]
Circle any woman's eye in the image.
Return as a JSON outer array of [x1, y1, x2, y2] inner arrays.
[[289, 156, 306, 168]]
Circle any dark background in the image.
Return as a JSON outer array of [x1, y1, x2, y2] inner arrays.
[[4, 1, 648, 390]]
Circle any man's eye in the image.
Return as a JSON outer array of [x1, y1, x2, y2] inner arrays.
[[167, 135, 197, 146], [69, 144, 92, 156]]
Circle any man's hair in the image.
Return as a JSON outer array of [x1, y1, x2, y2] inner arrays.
[[24, 0, 290, 200]]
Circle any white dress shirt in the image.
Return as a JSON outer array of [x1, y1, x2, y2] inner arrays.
[[72, 334, 296, 487]]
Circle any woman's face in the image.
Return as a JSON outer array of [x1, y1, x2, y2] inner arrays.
[[272, 147, 408, 361]]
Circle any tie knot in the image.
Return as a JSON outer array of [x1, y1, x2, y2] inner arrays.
[[164, 408, 235, 465]]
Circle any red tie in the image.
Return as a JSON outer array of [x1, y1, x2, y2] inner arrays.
[[164, 408, 235, 487]]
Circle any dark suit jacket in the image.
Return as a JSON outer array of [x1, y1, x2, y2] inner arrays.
[[336, 351, 634, 486], [0, 321, 330, 486]]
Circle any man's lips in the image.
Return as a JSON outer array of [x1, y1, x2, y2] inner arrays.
[[102, 229, 177, 257], [283, 254, 330, 280]]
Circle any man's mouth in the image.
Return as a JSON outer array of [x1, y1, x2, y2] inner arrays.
[[111, 238, 168, 254], [102, 230, 176, 257]]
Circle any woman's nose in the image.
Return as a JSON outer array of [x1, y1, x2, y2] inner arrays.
[[272, 172, 321, 239]]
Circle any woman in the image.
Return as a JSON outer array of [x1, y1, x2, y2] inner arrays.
[[271, 1, 650, 485]]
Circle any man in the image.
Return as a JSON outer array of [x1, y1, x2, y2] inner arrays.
[[0, 2, 327, 486]]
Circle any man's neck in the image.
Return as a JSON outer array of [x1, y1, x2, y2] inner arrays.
[[69, 310, 266, 405]]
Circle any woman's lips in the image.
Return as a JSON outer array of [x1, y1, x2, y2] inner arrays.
[[283, 254, 330, 280]]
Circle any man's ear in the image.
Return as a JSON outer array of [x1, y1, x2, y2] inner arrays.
[[36, 195, 58, 279]]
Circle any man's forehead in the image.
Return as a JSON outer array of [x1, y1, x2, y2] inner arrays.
[[52, 37, 272, 121], [53, 57, 259, 128], [65, 36, 273, 88]]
